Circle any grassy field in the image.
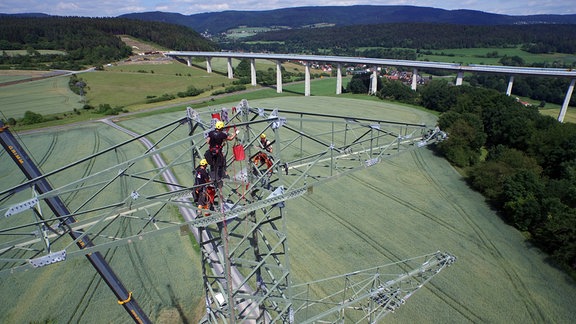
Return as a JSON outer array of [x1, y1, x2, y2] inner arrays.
[[1, 96, 575, 323], [2, 49, 67, 56], [419, 46, 576, 66], [0, 123, 206, 323], [2, 56, 574, 128], [0, 72, 83, 119], [0, 58, 312, 123], [90, 60, 247, 109], [225, 27, 277, 39], [0, 71, 50, 83]]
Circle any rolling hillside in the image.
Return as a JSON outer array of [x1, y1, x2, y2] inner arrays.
[[119, 5, 576, 34]]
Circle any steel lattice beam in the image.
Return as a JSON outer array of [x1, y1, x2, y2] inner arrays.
[[0, 100, 449, 323]]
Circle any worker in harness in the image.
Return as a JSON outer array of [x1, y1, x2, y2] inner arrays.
[[253, 133, 274, 173], [205, 120, 238, 181], [259, 133, 273, 153], [194, 159, 211, 213]]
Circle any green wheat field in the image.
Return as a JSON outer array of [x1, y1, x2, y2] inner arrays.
[[1, 96, 575, 323]]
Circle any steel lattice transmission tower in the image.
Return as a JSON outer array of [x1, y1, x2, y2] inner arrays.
[[0, 99, 452, 323]]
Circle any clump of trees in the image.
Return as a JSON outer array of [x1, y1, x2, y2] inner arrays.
[[177, 85, 203, 98], [344, 72, 382, 94], [94, 104, 126, 115], [69, 74, 87, 96], [377, 78, 418, 103], [19, 111, 46, 125], [211, 84, 247, 96], [6, 103, 129, 126], [146, 93, 176, 104]]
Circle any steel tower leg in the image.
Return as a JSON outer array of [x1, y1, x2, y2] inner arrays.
[[0, 122, 151, 324]]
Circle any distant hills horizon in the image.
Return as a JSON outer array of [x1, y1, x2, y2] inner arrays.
[[2, 5, 576, 35]]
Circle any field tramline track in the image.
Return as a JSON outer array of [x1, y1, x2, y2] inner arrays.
[[298, 193, 477, 322], [37, 132, 58, 167], [410, 149, 547, 322], [0, 100, 456, 323], [347, 166, 482, 322], [347, 173, 470, 241], [61, 130, 102, 209]]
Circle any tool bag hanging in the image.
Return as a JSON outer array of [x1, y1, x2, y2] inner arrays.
[[233, 142, 245, 161], [232, 127, 245, 161]]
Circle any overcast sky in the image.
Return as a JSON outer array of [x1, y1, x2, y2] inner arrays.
[[0, 0, 574, 17]]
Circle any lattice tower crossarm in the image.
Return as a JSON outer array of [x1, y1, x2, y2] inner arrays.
[[189, 100, 449, 323], [0, 100, 451, 323], [291, 251, 456, 323]]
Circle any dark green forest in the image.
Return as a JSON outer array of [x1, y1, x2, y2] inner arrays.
[[0, 17, 218, 69], [347, 74, 576, 275], [230, 23, 576, 59]]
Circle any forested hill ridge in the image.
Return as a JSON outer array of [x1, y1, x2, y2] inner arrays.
[[0, 16, 217, 68], [235, 23, 576, 57], [118, 5, 576, 34]]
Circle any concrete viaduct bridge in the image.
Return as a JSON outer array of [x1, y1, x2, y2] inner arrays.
[[165, 51, 576, 122]]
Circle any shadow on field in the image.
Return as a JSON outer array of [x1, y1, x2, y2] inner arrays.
[[282, 88, 304, 95], [167, 284, 190, 324], [187, 62, 228, 78]]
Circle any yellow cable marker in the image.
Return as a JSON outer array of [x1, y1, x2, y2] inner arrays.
[[118, 291, 132, 305]]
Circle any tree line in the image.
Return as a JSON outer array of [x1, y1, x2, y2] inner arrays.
[[432, 82, 576, 276], [347, 74, 576, 276], [0, 17, 218, 68], [467, 74, 575, 107]]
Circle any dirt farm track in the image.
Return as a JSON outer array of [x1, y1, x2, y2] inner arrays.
[[0, 96, 575, 323]]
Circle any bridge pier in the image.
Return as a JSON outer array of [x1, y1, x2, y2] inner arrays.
[[250, 58, 257, 86], [227, 57, 233, 79], [369, 67, 378, 94], [206, 57, 212, 73], [305, 62, 311, 96], [336, 64, 342, 95], [411, 68, 418, 91], [186, 57, 191, 67], [558, 78, 575, 122], [506, 76, 514, 96], [276, 60, 283, 93], [455, 71, 464, 85]]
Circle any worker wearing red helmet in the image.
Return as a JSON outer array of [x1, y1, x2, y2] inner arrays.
[[205, 120, 238, 180]]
